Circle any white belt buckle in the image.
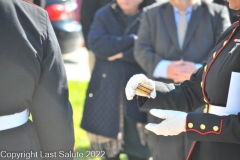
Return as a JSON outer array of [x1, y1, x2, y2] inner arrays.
[[0, 109, 28, 131]]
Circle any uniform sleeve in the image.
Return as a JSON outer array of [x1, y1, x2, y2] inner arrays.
[[88, 12, 135, 59], [138, 65, 206, 112], [29, 13, 74, 159], [134, 10, 164, 76], [186, 112, 240, 144]]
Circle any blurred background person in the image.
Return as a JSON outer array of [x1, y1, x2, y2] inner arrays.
[[28, 0, 46, 8], [80, 0, 155, 159], [80, 0, 156, 73], [134, 0, 230, 159], [80, 0, 113, 73], [213, 0, 240, 23], [155, 0, 240, 23], [75, 0, 82, 22]]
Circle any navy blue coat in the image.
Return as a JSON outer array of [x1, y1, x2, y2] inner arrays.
[[81, 2, 149, 139]]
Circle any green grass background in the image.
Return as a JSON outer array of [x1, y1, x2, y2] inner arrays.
[[68, 81, 127, 160]]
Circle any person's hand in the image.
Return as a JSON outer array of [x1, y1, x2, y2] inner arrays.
[[125, 74, 156, 100], [175, 61, 195, 82], [145, 109, 187, 136], [107, 52, 123, 61], [167, 60, 196, 83], [167, 60, 183, 81]]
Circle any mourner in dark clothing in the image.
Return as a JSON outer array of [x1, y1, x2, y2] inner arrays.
[[0, 1, 74, 160], [125, 0, 240, 159], [80, 0, 155, 49], [213, 0, 240, 23], [81, 0, 155, 160], [80, 0, 156, 73]]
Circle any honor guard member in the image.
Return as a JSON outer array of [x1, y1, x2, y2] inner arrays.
[[0, 0, 74, 160], [125, 0, 240, 159], [133, 0, 230, 159]]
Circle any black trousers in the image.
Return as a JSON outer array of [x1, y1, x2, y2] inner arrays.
[[0, 120, 42, 160]]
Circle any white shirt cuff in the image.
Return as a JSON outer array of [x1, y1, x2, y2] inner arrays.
[[195, 63, 202, 70], [153, 60, 171, 79]]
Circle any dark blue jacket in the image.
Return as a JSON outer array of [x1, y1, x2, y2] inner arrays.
[[81, 1, 152, 139]]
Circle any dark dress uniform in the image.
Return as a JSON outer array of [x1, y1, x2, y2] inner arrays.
[[138, 15, 240, 160], [0, 1, 74, 160]]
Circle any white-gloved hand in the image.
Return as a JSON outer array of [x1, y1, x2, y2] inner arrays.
[[125, 74, 156, 100], [145, 109, 187, 136]]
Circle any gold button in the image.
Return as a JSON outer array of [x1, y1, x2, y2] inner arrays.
[[213, 52, 217, 58], [223, 40, 227, 46], [188, 123, 193, 128], [102, 74, 107, 78], [200, 124, 206, 130], [89, 93, 93, 98], [204, 65, 207, 72], [213, 126, 219, 132]]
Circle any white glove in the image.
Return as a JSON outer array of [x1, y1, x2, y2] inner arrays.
[[125, 74, 156, 100], [145, 109, 187, 136]]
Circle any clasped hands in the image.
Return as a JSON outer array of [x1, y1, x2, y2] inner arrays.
[[168, 60, 196, 83], [125, 74, 187, 136]]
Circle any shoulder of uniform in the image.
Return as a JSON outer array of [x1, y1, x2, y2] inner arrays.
[[21, 0, 48, 33], [22, 0, 47, 20]]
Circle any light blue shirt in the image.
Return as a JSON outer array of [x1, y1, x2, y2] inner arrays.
[[153, 6, 202, 79], [173, 6, 193, 27]]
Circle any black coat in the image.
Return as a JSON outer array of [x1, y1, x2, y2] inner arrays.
[[138, 16, 240, 160], [81, 2, 149, 139], [0, 1, 74, 159]]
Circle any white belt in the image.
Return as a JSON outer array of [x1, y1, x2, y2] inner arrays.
[[0, 109, 28, 131], [208, 105, 229, 116]]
